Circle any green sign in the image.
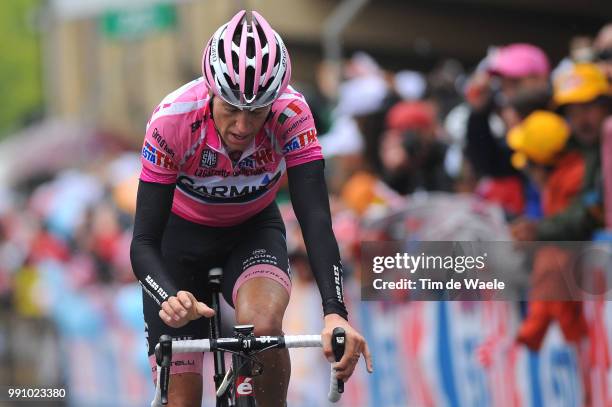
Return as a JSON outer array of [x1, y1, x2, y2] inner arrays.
[[101, 4, 177, 40]]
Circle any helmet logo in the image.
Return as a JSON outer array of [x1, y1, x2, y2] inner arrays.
[[210, 45, 217, 63]]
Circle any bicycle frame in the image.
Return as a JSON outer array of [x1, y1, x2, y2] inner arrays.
[[209, 270, 255, 407], [208, 268, 235, 407], [230, 327, 258, 407]]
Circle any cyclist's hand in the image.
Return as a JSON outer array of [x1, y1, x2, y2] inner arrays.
[[464, 71, 492, 111], [159, 290, 215, 328], [322, 314, 373, 382]]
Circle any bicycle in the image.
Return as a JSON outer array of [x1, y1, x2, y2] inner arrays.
[[151, 268, 346, 406]]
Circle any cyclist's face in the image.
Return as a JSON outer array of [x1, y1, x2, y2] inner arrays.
[[212, 97, 270, 151]]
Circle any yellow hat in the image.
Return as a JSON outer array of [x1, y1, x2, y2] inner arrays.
[[553, 63, 611, 106], [507, 110, 571, 169]]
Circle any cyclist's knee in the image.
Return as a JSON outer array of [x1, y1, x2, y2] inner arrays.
[[234, 277, 288, 334], [166, 373, 202, 407], [236, 308, 283, 335], [236, 309, 283, 335]]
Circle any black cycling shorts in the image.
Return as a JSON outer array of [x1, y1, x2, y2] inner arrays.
[[143, 202, 291, 377]]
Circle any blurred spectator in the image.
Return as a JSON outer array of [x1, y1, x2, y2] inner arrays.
[[426, 59, 465, 118], [343, 51, 383, 79], [595, 24, 612, 231], [516, 244, 588, 353], [464, 43, 551, 217], [321, 67, 395, 192], [393, 70, 427, 101], [442, 103, 471, 183], [569, 36, 595, 64], [340, 171, 404, 217], [466, 43, 550, 167], [379, 100, 453, 194], [554, 63, 611, 147], [594, 22, 612, 81], [508, 87, 552, 119], [511, 63, 610, 241], [487, 44, 550, 104], [603, 117, 612, 229], [507, 111, 584, 223], [506, 112, 589, 379]]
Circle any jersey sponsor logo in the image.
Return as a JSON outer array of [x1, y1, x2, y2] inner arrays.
[[171, 360, 195, 367], [234, 168, 270, 176], [278, 100, 302, 124], [142, 141, 177, 170], [333, 264, 344, 303], [252, 148, 274, 166], [195, 168, 230, 177], [176, 170, 282, 204], [282, 129, 317, 154], [281, 114, 311, 138], [239, 157, 255, 169], [194, 166, 271, 178], [151, 128, 175, 157], [201, 150, 218, 168], [236, 377, 253, 396], [144, 274, 169, 301]]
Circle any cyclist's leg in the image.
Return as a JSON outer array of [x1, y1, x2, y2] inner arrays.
[[234, 277, 290, 407], [222, 205, 292, 407], [143, 213, 224, 407], [143, 286, 208, 407]]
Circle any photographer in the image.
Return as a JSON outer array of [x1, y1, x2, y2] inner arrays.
[[463, 44, 550, 216], [379, 100, 453, 195]]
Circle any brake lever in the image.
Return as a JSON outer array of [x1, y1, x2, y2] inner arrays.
[[156, 335, 173, 405], [331, 327, 346, 393]]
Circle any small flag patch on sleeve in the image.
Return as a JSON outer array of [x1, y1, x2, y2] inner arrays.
[[278, 101, 303, 124]]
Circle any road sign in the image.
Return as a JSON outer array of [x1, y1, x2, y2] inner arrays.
[[101, 4, 177, 40]]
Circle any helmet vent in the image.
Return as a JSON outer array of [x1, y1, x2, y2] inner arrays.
[[218, 39, 226, 63], [231, 52, 239, 74], [261, 53, 269, 75]]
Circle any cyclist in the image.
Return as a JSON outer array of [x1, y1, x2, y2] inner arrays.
[[130, 10, 373, 407]]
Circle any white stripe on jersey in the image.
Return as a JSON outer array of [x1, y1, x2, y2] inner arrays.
[[277, 85, 306, 103], [161, 77, 204, 104], [148, 99, 208, 129], [180, 121, 207, 167], [147, 78, 209, 129]]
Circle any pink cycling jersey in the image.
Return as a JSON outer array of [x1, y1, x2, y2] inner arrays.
[[140, 78, 322, 226]]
